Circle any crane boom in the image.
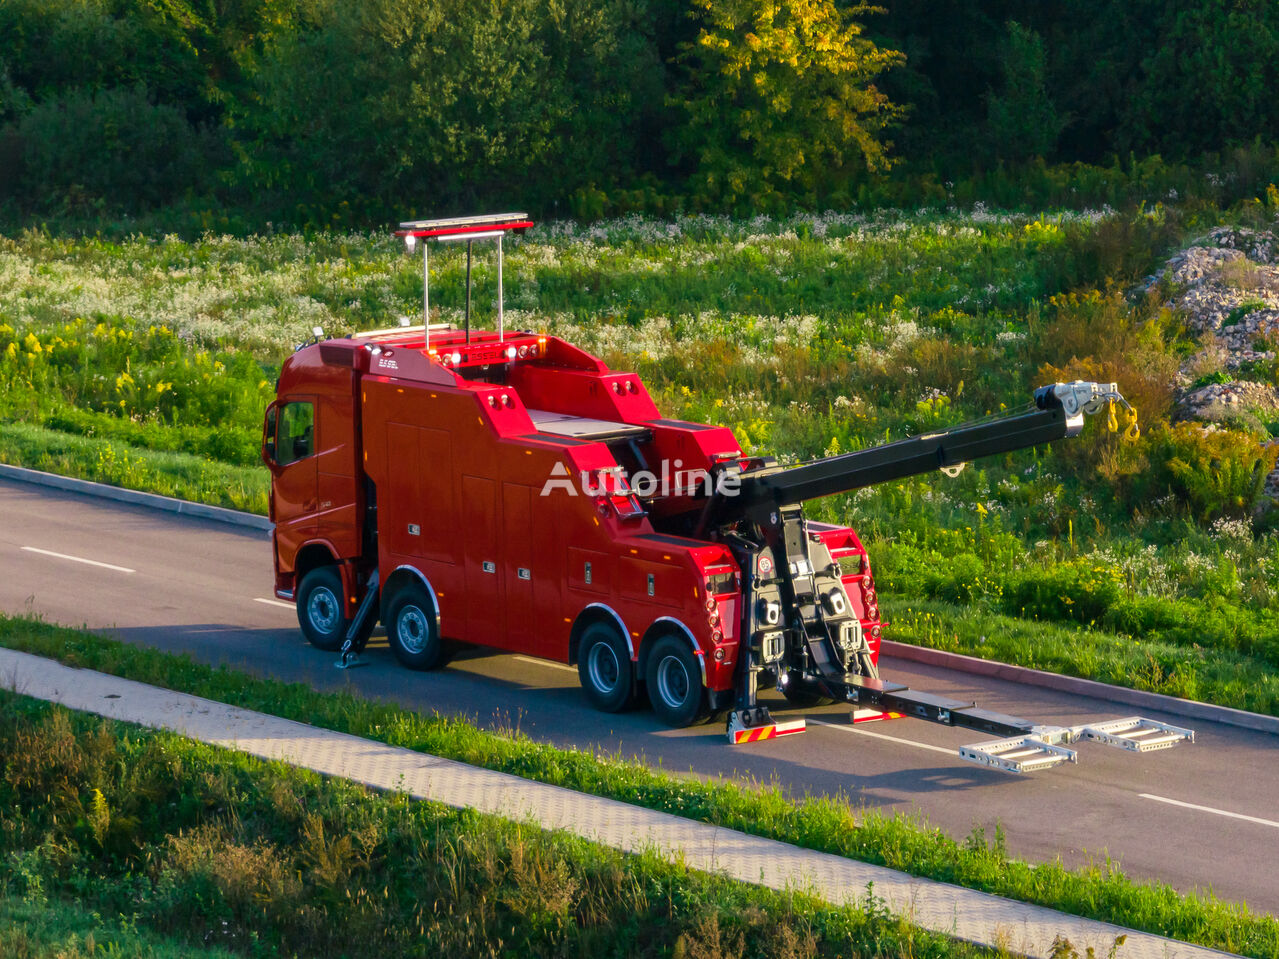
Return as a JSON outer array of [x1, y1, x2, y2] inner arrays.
[[707, 381, 1131, 525]]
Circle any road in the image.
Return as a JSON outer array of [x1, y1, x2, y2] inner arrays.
[[3, 477, 1277, 915]]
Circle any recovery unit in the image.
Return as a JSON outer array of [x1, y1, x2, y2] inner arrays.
[[262, 214, 1193, 773]]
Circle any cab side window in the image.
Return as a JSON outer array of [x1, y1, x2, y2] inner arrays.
[[276, 401, 315, 466]]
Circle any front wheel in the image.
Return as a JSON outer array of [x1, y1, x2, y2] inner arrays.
[[645, 635, 710, 728], [297, 566, 352, 651], [386, 584, 446, 670]]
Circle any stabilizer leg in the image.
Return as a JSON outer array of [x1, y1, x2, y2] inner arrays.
[[336, 569, 379, 670]]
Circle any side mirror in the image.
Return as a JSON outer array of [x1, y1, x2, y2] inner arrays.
[[262, 402, 278, 464]]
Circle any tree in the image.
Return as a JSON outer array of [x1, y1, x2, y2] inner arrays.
[[670, 0, 903, 208], [985, 21, 1062, 163]]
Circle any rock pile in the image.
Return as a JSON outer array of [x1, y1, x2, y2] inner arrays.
[[1153, 225, 1279, 505]]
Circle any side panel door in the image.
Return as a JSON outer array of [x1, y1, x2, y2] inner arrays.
[[462, 475, 503, 646], [502, 483, 537, 655], [383, 423, 457, 565]]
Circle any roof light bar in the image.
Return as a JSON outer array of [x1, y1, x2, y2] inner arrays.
[[394, 213, 532, 351], [433, 229, 506, 243]]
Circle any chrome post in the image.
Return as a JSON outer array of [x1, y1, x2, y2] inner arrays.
[[423, 240, 430, 352], [497, 233, 504, 340], [465, 240, 473, 345]]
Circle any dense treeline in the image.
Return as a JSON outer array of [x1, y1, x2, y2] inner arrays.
[[1, 0, 1278, 225]]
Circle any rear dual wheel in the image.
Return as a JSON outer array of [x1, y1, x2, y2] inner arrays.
[[386, 583, 448, 670], [645, 635, 711, 728], [578, 622, 634, 712]]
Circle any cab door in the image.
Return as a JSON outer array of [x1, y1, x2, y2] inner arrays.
[[266, 396, 319, 570]]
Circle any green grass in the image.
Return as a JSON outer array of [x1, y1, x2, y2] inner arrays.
[[0, 421, 269, 513], [3, 614, 1276, 958], [0, 894, 241, 959], [0, 690, 995, 959], [885, 596, 1279, 713]]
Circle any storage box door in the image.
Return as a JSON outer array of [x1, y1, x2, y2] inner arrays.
[[462, 475, 502, 645], [502, 483, 537, 655]]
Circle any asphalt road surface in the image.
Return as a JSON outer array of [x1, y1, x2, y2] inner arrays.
[[3, 477, 1276, 915]]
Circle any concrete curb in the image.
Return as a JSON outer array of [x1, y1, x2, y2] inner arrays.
[[882, 640, 1279, 737], [0, 463, 272, 532]]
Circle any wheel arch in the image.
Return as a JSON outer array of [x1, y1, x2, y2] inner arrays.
[[294, 542, 340, 585], [638, 616, 707, 686], [568, 603, 632, 666], [380, 565, 441, 629]]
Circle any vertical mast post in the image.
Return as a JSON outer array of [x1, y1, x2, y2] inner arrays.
[[497, 234, 504, 340], [465, 240, 473, 345], [423, 240, 430, 352]]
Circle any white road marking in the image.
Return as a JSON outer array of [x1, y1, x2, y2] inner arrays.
[[512, 654, 577, 674], [809, 718, 957, 756], [1139, 793, 1279, 830], [21, 546, 135, 574], [254, 597, 295, 610]]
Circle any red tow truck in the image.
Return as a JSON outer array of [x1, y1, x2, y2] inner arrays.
[[263, 214, 1192, 772]]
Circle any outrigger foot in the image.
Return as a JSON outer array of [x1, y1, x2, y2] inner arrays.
[[727, 706, 807, 744]]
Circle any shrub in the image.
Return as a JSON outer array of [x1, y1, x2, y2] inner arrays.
[[1144, 423, 1279, 522], [1002, 558, 1123, 625], [4, 85, 223, 212]]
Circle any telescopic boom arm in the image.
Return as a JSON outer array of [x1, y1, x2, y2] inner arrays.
[[734, 381, 1131, 511]]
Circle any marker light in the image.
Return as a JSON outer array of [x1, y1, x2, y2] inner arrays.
[[450, 352, 462, 365], [506, 346, 517, 360], [405, 234, 417, 252]]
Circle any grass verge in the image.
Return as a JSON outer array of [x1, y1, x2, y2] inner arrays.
[[0, 893, 239, 959], [1, 614, 1275, 957], [0, 421, 268, 514], [885, 595, 1279, 716], [0, 691, 992, 959]]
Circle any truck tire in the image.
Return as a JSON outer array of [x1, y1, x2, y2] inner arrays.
[[645, 635, 711, 728], [577, 622, 635, 713], [386, 584, 446, 670], [297, 566, 352, 651]]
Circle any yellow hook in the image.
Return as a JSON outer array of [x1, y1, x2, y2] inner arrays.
[[1123, 405, 1140, 442]]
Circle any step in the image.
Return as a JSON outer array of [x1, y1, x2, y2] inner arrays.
[[1079, 717, 1195, 753], [959, 736, 1078, 774]]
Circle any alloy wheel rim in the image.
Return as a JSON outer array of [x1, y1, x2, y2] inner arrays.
[[587, 642, 620, 693], [398, 605, 429, 654], [656, 654, 690, 710], [308, 586, 340, 634]]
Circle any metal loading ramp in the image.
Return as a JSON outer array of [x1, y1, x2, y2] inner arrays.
[[836, 677, 1195, 774]]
